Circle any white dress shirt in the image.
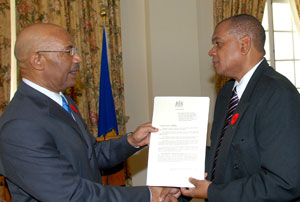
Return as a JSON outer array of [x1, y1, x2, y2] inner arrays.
[[22, 78, 69, 107], [234, 58, 264, 100]]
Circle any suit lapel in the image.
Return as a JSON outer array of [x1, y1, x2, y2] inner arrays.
[[207, 82, 233, 180], [66, 101, 94, 160], [48, 102, 82, 137], [214, 89, 233, 140], [238, 59, 268, 104], [19, 81, 92, 154], [214, 103, 249, 183], [48, 96, 95, 160], [213, 59, 269, 183]]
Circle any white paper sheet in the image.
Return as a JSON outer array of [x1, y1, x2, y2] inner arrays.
[[147, 96, 210, 187]]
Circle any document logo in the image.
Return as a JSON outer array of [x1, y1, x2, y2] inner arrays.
[[175, 101, 183, 108]]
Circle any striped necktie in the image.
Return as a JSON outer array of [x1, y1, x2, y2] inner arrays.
[[211, 86, 239, 181]]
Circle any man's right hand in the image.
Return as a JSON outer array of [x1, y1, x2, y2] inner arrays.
[[150, 187, 179, 202]]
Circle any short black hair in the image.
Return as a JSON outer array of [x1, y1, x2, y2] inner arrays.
[[218, 14, 266, 53]]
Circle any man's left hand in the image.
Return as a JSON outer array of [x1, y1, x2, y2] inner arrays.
[[127, 122, 158, 147]]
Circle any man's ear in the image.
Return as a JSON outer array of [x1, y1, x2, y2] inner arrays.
[[30, 53, 44, 70], [240, 35, 251, 55]]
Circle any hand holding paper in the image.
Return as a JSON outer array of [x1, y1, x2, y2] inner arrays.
[[127, 122, 159, 147]]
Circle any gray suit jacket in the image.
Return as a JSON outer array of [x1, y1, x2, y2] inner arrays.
[[0, 81, 150, 202], [205, 59, 300, 201]]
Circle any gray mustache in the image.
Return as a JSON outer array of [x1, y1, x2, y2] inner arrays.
[[71, 63, 80, 71]]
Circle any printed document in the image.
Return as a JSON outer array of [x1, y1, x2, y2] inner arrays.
[[147, 96, 210, 187]]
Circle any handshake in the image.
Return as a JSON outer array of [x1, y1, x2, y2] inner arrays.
[[149, 175, 212, 202]]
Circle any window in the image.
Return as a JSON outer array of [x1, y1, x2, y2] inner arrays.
[[262, 0, 300, 93]]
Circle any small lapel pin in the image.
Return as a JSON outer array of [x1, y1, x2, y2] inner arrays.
[[70, 104, 78, 114], [231, 113, 239, 125]]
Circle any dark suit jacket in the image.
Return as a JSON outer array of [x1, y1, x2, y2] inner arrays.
[[205, 59, 300, 201], [0, 81, 150, 202]]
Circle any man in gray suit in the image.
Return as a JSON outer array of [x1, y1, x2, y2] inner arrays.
[[0, 23, 176, 202], [160, 14, 300, 202]]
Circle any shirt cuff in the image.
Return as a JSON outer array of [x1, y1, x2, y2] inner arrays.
[[126, 132, 140, 148], [148, 187, 152, 202]]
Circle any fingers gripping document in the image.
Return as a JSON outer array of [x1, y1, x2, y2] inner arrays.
[[147, 96, 210, 187]]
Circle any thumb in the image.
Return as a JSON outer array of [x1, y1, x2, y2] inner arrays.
[[189, 177, 198, 186]]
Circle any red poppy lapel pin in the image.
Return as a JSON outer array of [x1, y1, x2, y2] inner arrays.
[[70, 104, 78, 114], [231, 113, 239, 125]]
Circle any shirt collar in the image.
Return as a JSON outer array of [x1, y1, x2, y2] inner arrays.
[[22, 78, 65, 106], [234, 58, 264, 100]]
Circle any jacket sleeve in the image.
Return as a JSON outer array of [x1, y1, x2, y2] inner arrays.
[[0, 119, 150, 202], [68, 96, 141, 170]]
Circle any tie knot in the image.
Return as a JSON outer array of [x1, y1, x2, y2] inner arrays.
[[227, 86, 239, 117], [231, 86, 239, 102], [232, 86, 238, 96], [61, 95, 71, 114]]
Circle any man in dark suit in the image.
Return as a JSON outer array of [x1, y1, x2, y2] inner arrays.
[[161, 14, 300, 202], [0, 23, 177, 202]]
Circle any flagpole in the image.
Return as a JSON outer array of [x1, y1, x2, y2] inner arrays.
[[100, 9, 108, 185], [100, 9, 107, 27], [100, 9, 106, 142], [10, 0, 17, 100]]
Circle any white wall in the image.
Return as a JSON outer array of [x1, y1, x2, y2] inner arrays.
[[120, 0, 215, 201]]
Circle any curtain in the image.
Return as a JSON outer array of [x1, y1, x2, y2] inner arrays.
[[0, 2, 11, 200], [295, 0, 300, 17], [0, 0, 11, 115], [0, 175, 10, 202], [213, 0, 266, 92], [293, 0, 300, 34]]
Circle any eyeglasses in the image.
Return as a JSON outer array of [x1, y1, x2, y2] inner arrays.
[[36, 47, 78, 56]]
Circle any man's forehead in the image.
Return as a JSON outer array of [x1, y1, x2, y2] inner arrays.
[[47, 33, 74, 46], [211, 32, 224, 42], [211, 22, 231, 41]]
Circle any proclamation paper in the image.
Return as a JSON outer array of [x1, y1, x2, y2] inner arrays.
[[147, 96, 210, 187]]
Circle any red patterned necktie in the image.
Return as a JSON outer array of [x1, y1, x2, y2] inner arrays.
[[211, 86, 239, 181]]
